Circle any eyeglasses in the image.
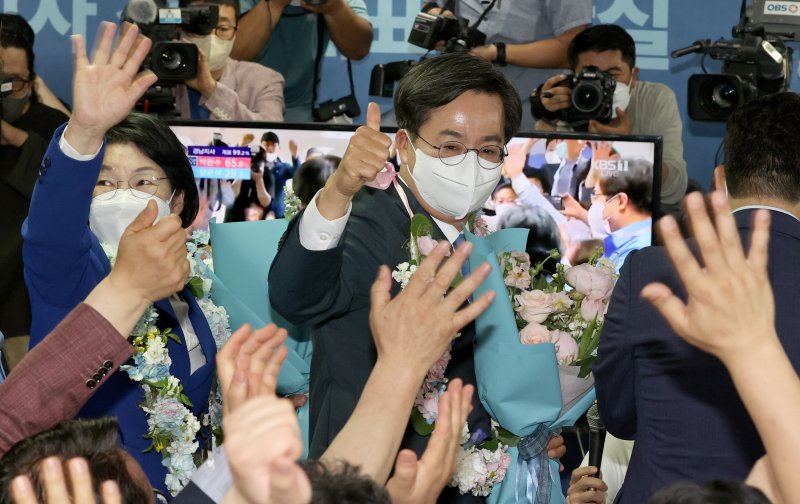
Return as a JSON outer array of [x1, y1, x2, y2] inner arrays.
[[0, 76, 30, 94], [94, 175, 169, 200], [590, 192, 619, 204], [214, 25, 238, 40], [415, 134, 507, 170]]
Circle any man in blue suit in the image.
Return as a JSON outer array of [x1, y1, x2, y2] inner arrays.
[[594, 91, 800, 503]]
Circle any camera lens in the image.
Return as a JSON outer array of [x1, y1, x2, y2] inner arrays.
[[572, 82, 601, 113], [160, 49, 184, 71], [711, 83, 738, 109], [697, 76, 742, 119]]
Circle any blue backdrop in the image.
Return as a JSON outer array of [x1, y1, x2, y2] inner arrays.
[[8, 0, 798, 188]]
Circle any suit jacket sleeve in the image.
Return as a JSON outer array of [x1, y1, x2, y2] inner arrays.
[[0, 303, 133, 457], [594, 249, 638, 439], [22, 125, 109, 345]]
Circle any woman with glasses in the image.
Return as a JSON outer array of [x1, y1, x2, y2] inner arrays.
[[0, 13, 70, 371], [23, 23, 216, 496], [175, 0, 286, 121]]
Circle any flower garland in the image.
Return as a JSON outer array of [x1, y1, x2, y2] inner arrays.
[[102, 230, 231, 496], [392, 214, 511, 497]]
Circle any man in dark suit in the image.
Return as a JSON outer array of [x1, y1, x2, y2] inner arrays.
[[594, 91, 800, 503], [269, 53, 566, 501]]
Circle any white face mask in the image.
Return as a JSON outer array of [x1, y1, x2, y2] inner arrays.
[[544, 150, 562, 165], [208, 35, 234, 72], [265, 152, 278, 163], [409, 138, 503, 220], [184, 34, 212, 62], [611, 80, 631, 120], [587, 194, 619, 238], [89, 189, 173, 247]]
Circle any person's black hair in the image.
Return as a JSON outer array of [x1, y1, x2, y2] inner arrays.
[[522, 168, 553, 194], [303, 460, 390, 504], [723, 91, 800, 202], [293, 155, 340, 207], [492, 182, 515, 201], [107, 112, 199, 227], [496, 205, 562, 274], [261, 131, 280, 144], [0, 13, 38, 102], [598, 158, 652, 214], [179, 0, 241, 21], [394, 53, 522, 142], [648, 480, 771, 504], [567, 24, 636, 71], [0, 418, 150, 504]]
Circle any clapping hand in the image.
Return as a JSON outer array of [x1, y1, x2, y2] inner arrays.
[[386, 379, 473, 504], [641, 191, 774, 364], [66, 22, 157, 155], [11, 457, 121, 504]]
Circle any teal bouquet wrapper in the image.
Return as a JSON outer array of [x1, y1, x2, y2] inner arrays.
[[209, 219, 312, 456], [465, 229, 596, 504]]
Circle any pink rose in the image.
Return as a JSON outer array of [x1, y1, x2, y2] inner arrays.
[[474, 216, 490, 237], [505, 266, 532, 290], [551, 330, 579, 365], [565, 263, 616, 301], [515, 290, 553, 324], [417, 236, 439, 257], [519, 323, 552, 344], [580, 298, 607, 322]]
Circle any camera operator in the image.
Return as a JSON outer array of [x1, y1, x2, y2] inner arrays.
[[422, 0, 592, 132], [534, 24, 688, 213], [232, 0, 372, 122], [174, 0, 286, 121]]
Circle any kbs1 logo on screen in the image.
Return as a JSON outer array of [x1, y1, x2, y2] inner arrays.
[[764, 1, 800, 15], [592, 159, 629, 176]]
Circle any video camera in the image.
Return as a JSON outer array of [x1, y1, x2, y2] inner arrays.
[[530, 66, 617, 127], [122, 0, 219, 115], [672, 0, 796, 121]]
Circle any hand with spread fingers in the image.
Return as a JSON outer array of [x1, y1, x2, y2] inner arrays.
[[11, 457, 122, 504]]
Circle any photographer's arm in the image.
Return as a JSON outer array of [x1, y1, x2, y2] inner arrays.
[[315, 0, 373, 60], [471, 25, 587, 68], [231, 0, 291, 61], [254, 172, 273, 208]]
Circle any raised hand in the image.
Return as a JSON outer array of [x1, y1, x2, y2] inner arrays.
[[318, 102, 390, 219], [386, 379, 474, 504], [641, 191, 773, 363], [216, 323, 290, 415], [11, 457, 122, 504], [109, 200, 189, 303], [66, 22, 158, 155], [369, 240, 495, 378]]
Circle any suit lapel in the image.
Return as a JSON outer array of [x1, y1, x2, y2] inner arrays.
[[392, 179, 449, 242], [154, 298, 191, 381]]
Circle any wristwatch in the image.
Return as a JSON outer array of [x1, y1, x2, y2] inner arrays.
[[494, 42, 507, 66]]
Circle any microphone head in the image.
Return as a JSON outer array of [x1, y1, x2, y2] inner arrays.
[[587, 402, 604, 431], [122, 0, 158, 24]]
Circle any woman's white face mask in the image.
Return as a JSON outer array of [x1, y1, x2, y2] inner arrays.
[[89, 190, 174, 246]]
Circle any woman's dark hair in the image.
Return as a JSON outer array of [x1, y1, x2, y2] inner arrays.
[[303, 460, 390, 504], [0, 418, 150, 504], [107, 112, 199, 227], [497, 205, 562, 274], [0, 13, 38, 102], [648, 480, 771, 504], [293, 155, 340, 207], [567, 24, 637, 71], [394, 52, 522, 142]]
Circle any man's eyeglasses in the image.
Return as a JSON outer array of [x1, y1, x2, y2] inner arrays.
[[590, 192, 620, 204], [415, 134, 507, 170], [93, 175, 169, 200]]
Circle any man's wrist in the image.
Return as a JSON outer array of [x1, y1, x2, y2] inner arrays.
[[494, 42, 507, 66]]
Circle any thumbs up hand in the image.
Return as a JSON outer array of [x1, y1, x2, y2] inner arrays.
[[318, 102, 391, 220]]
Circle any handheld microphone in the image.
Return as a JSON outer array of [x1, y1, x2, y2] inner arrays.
[[122, 0, 158, 24], [587, 402, 606, 470]]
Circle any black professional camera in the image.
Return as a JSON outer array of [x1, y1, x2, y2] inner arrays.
[[123, 1, 219, 82], [530, 66, 617, 126], [672, 0, 796, 121], [407, 12, 486, 54]]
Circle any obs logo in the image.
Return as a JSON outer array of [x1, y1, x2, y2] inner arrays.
[[767, 3, 789, 11]]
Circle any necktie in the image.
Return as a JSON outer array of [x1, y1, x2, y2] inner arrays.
[[453, 233, 471, 279]]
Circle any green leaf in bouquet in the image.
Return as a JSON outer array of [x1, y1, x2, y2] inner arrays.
[[166, 330, 182, 344], [576, 356, 596, 379], [188, 276, 205, 299], [179, 393, 194, 408], [577, 319, 597, 357], [410, 214, 434, 239], [411, 407, 435, 436], [480, 438, 501, 451], [495, 426, 521, 447]]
